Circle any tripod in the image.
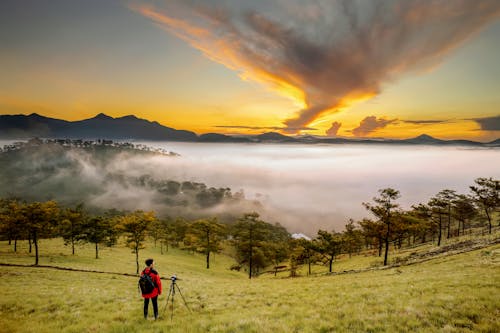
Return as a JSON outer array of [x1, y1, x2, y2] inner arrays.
[[164, 275, 190, 319]]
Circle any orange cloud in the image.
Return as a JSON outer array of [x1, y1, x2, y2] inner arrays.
[[134, 0, 500, 133], [351, 116, 398, 137], [326, 122, 342, 137]]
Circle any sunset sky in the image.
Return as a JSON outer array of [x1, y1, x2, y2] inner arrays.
[[1, 0, 499, 141]]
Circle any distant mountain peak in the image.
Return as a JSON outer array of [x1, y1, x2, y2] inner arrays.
[[407, 134, 443, 143], [415, 134, 435, 139], [93, 113, 113, 120], [118, 115, 139, 121]]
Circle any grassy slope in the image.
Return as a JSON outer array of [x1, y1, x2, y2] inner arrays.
[[0, 238, 499, 333]]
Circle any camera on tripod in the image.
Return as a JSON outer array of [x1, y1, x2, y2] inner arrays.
[[164, 274, 190, 319]]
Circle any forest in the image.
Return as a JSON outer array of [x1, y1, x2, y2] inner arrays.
[[0, 139, 258, 221], [0, 175, 497, 278]]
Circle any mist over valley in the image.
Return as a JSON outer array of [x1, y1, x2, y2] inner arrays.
[[1, 139, 498, 235]]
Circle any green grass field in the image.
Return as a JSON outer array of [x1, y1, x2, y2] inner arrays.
[[0, 237, 499, 333]]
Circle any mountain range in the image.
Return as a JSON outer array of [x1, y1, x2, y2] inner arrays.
[[1, 113, 498, 146]]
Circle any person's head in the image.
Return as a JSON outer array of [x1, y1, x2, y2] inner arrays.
[[145, 258, 154, 267]]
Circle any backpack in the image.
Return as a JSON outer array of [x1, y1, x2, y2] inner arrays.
[[138, 270, 156, 294]]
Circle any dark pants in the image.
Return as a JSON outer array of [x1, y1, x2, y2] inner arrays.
[[144, 296, 158, 319]]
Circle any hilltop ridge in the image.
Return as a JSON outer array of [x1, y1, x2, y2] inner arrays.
[[1, 113, 498, 146]]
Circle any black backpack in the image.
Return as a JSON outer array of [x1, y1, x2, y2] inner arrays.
[[138, 270, 156, 294]]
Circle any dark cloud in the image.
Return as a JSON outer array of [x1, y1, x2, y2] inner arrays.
[[325, 122, 342, 137], [351, 116, 397, 137], [471, 115, 500, 131], [136, 0, 500, 132]]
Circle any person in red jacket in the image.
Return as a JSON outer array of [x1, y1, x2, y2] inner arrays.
[[142, 258, 162, 319]]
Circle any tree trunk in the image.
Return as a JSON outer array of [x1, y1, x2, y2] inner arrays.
[[206, 230, 210, 269], [95, 242, 99, 259], [485, 208, 492, 234], [383, 216, 391, 266], [71, 238, 75, 255], [249, 251, 253, 279], [248, 228, 253, 279], [33, 230, 39, 266], [329, 256, 333, 273], [28, 233, 32, 253], [14, 238, 17, 252], [437, 214, 443, 246], [378, 238, 383, 257], [135, 246, 139, 275], [447, 205, 451, 239]]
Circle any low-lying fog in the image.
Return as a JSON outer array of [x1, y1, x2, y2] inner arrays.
[[2, 139, 498, 235], [136, 142, 499, 235]]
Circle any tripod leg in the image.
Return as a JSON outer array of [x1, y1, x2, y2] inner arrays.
[[170, 285, 175, 320], [175, 284, 191, 312], [163, 283, 173, 314]]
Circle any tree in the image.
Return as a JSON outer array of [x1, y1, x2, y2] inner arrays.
[[231, 212, 278, 278], [168, 217, 189, 248], [157, 217, 172, 254], [452, 194, 477, 235], [186, 217, 226, 269], [148, 218, 163, 248], [80, 214, 118, 260], [470, 177, 499, 234], [23, 201, 60, 265], [266, 240, 290, 276], [391, 211, 419, 249], [119, 210, 156, 274], [428, 196, 447, 246], [316, 230, 343, 273], [264, 222, 291, 276], [59, 204, 86, 255], [363, 188, 401, 266], [342, 219, 363, 257], [436, 189, 456, 239], [410, 204, 434, 244], [0, 199, 26, 252], [358, 218, 385, 256], [288, 238, 317, 276]]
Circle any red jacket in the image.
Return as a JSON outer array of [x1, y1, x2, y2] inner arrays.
[[141, 268, 162, 299]]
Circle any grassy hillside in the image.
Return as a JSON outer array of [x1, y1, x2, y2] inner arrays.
[[0, 237, 499, 333]]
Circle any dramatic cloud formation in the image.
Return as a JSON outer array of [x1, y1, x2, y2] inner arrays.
[[134, 0, 500, 133], [326, 122, 342, 137], [351, 116, 397, 137], [471, 115, 500, 131]]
